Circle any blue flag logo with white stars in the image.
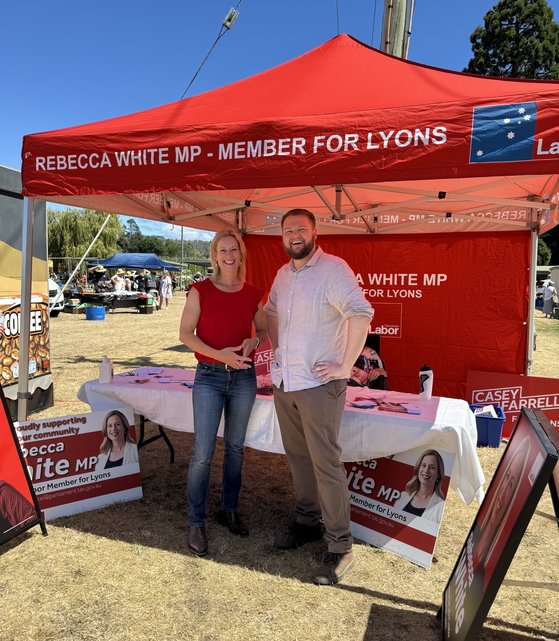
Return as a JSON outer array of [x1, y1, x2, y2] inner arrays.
[[470, 102, 537, 163]]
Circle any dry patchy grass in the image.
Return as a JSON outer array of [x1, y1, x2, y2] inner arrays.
[[0, 298, 557, 641]]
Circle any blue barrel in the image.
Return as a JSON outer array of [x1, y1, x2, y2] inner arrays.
[[85, 305, 106, 321]]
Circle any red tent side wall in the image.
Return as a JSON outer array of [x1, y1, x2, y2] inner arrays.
[[245, 231, 530, 399]]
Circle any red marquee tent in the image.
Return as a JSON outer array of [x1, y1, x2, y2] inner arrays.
[[18, 34, 559, 413]]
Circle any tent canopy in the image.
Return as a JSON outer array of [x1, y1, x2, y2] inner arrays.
[[95, 253, 179, 271], [21, 34, 559, 237]]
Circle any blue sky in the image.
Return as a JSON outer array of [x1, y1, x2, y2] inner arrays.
[[2, 0, 558, 240]]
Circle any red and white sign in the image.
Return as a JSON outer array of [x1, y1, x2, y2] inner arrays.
[[15, 408, 142, 520], [246, 232, 530, 401], [345, 446, 455, 568], [466, 370, 559, 439], [442, 409, 559, 641], [0, 387, 42, 545]]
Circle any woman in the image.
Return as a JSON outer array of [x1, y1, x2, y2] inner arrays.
[[179, 229, 267, 557], [393, 449, 446, 522], [160, 270, 173, 309], [110, 269, 126, 293], [95, 410, 138, 471], [542, 280, 557, 318]]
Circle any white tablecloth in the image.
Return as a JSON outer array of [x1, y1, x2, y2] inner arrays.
[[77, 367, 485, 505]]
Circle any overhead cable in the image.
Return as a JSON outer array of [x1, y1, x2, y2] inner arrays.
[[179, 1, 243, 100]]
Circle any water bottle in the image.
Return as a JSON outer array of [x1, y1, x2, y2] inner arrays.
[[419, 364, 433, 400], [99, 355, 113, 384]]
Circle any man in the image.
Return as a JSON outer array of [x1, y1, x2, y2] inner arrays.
[[265, 208, 373, 585]]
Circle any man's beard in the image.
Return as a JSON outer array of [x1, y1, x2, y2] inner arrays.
[[284, 236, 315, 260]]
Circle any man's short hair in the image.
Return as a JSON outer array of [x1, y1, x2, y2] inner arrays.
[[281, 208, 316, 229]]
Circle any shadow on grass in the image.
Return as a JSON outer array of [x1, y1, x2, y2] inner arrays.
[[61, 353, 195, 371], [164, 343, 192, 353], [358, 600, 558, 641]]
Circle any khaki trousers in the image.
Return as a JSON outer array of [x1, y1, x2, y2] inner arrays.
[[273, 380, 352, 553]]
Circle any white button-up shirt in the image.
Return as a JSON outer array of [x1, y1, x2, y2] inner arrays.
[[265, 247, 373, 392]]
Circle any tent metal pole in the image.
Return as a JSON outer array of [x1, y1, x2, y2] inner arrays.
[[180, 226, 184, 291], [17, 197, 35, 422], [55, 213, 111, 304], [526, 226, 538, 375]]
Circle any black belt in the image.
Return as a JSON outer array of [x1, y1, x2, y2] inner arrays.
[[198, 361, 233, 371], [198, 361, 253, 371]]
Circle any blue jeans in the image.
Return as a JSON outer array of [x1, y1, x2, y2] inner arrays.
[[187, 363, 256, 526]]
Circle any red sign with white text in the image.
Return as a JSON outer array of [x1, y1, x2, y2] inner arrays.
[[245, 232, 530, 401], [466, 370, 559, 439], [16, 408, 142, 519]]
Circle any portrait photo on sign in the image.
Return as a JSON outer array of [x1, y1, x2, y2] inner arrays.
[[441, 409, 559, 641], [15, 407, 142, 521], [95, 409, 139, 471], [345, 446, 455, 568]]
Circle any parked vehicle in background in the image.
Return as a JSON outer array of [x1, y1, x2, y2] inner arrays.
[[48, 279, 64, 317]]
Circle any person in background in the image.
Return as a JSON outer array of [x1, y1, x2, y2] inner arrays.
[[347, 334, 388, 390], [265, 208, 373, 586], [137, 269, 150, 293], [124, 271, 133, 291], [160, 270, 173, 309], [110, 269, 126, 293], [91, 265, 108, 291], [95, 410, 139, 471], [179, 229, 267, 557], [542, 280, 557, 318], [392, 450, 446, 522]]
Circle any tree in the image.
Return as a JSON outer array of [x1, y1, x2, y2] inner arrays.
[[119, 218, 143, 253], [538, 237, 552, 265], [465, 0, 559, 78], [47, 209, 123, 259]]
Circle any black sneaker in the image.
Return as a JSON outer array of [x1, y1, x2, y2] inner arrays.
[[274, 521, 323, 550], [312, 550, 355, 585]]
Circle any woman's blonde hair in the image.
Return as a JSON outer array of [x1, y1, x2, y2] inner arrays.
[[210, 229, 247, 282], [99, 410, 135, 455], [405, 449, 445, 499]]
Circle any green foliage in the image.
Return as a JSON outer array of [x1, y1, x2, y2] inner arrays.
[[47, 209, 124, 258], [541, 227, 559, 264], [538, 237, 552, 265], [117, 218, 210, 260], [119, 218, 143, 253], [465, 0, 559, 78], [49, 209, 211, 267]]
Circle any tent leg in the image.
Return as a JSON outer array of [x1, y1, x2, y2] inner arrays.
[[526, 228, 538, 375], [17, 197, 35, 422]]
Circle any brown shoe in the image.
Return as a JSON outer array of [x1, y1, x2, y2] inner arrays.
[[216, 510, 249, 537], [274, 521, 323, 550], [312, 550, 355, 585], [188, 526, 208, 556]]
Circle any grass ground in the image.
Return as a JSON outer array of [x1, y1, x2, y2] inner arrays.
[[0, 297, 557, 641]]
